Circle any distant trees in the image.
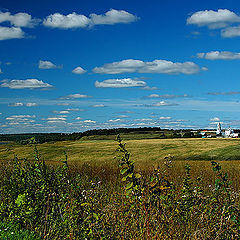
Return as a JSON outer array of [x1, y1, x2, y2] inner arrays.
[[0, 127, 204, 144]]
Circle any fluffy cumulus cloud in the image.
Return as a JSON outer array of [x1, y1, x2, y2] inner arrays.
[[1, 79, 53, 89], [43, 9, 138, 29], [89, 9, 139, 25], [0, 11, 39, 27], [43, 13, 90, 29], [39, 60, 59, 69], [0, 26, 24, 40], [72, 66, 86, 74], [197, 51, 240, 60], [0, 11, 40, 40], [187, 9, 240, 29], [95, 78, 147, 88], [93, 59, 203, 75], [60, 93, 92, 99], [221, 26, 240, 38]]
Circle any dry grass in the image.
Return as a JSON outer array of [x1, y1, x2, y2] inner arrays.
[[1, 138, 240, 163], [1, 137, 240, 239], [1, 138, 240, 191]]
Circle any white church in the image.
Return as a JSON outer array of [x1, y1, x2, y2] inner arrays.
[[216, 122, 239, 138]]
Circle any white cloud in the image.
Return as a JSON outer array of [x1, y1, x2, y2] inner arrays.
[[146, 94, 160, 98], [47, 120, 66, 124], [43, 9, 138, 29], [72, 66, 86, 74], [8, 102, 24, 107], [46, 117, 66, 121], [141, 86, 158, 90], [210, 121, 223, 125], [92, 104, 105, 107], [142, 101, 179, 107], [159, 117, 172, 120], [0, 112, 2, 115], [197, 51, 240, 60], [152, 101, 178, 106], [60, 93, 92, 99], [1, 79, 53, 89], [66, 108, 83, 111], [187, 9, 240, 29], [39, 60, 59, 69], [134, 118, 152, 121], [75, 117, 82, 120], [6, 115, 36, 121], [208, 91, 240, 95], [210, 117, 220, 121], [93, 59, 202, 74], [89, 9, 139, 25], [221, 26, 240, 38], [0, 11, 39, 27], [26, 102, 38, 107], [108, 118, 122, 122], [56, 103, 70, 106], [116, 115, 128, 118], [145, 94, 188, 99], [53, 110, 70, 114], [0, 26, 24, 40], [43, 12, 90, 29], [83, 120, 96, 123], [11, 115, 35, 118], [95, 78, 147, 88]]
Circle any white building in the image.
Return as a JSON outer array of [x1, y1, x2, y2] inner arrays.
[[224, 127, 239, 138], [216, 122, 222, 135]]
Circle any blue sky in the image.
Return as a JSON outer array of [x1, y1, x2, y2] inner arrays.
[[1, 0, 240, 133]]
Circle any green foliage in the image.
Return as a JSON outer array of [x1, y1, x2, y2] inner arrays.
[[117, 135, 142, 197], [0, 222, 40, 239]]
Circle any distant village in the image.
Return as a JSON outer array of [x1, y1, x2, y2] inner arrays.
[[199, 122, 239, 138]]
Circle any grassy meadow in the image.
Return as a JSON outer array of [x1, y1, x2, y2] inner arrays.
[[0, 136, 240, 239]]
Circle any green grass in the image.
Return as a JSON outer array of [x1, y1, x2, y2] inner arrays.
[[0, 222, 40, 240]]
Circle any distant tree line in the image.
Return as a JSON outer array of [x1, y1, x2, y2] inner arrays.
[[0, 127, 202, 144]]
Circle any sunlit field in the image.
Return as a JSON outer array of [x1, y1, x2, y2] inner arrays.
[[1, 137, 240, 239]]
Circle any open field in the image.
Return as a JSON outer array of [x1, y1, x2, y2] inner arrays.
[[1, 137, 240, 239], [1, 137, 240, 189], [1, 137, 240, 163]]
